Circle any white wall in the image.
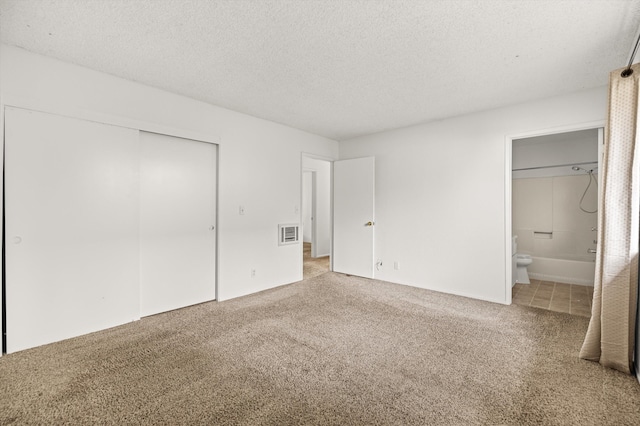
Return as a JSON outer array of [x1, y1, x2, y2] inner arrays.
[[339, 87, 607, 304], [0, 44, 338, 302], [302, 156, 331, 257], [513, 175, 598, 262]]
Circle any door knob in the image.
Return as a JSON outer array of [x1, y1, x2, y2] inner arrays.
[[365, 221, 374, 227]]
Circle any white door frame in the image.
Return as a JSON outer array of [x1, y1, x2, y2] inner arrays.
[[300, 153, 334, 278], [504, 120, 604, 305], [302, 169, 316, 254]]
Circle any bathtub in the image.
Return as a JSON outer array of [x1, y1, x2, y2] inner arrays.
[[527, 256, 595, 286]]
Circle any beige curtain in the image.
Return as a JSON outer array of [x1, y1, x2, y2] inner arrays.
[[580, 64, 640, 374]]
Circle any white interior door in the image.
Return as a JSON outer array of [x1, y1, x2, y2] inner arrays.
[[333, 157, 375, 278], [4, 107, 140, 353], [139, 132, 217, 317]]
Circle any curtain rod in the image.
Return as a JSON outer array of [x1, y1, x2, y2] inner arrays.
[[622, 28, 640, 77], [512, 161, 598, 172]]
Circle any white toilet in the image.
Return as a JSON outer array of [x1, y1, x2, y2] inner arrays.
[[516, 254, 533, 284]]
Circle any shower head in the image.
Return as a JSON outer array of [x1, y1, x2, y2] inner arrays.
[[572, 165, 597, 174]]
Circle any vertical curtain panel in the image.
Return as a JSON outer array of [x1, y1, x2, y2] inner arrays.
[[580, 64, 640, 374]]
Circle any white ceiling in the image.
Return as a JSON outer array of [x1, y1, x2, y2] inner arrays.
[[1, 0, 640, 141]]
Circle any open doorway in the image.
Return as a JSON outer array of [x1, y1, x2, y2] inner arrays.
[[302, 155, 331, 279], [509, 127, 603, 316]]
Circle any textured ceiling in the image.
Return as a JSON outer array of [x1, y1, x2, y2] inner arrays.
[[1, 0, 640, 140]]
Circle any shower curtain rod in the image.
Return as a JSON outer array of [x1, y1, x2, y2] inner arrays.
[[512, 161, 598, 172], [622, 28, 640, 77]]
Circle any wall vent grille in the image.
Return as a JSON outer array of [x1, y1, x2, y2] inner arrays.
[[278, 224, 300, 245]]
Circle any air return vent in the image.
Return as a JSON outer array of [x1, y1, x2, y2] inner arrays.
[[278, 224, 300, 246]]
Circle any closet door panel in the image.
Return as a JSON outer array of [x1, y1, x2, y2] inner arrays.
[[139, 132, 217, 317], [4, 107, 140, 353]]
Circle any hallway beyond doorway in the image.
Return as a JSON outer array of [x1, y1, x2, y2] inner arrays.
[[303, 242, 330, 279]]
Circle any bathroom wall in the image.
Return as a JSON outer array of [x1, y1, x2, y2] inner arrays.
[[513, 174, 598, 263], [512, 129, 598, 179]]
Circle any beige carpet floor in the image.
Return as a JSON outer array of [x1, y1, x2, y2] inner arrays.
[[1, 272, 639, 425]]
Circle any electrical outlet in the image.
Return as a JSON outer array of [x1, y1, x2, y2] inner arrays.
[[251, 269, 256, 278], [394, 261, 400, 270], [239, 205, 245, 215]]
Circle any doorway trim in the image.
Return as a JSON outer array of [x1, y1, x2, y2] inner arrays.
[[302, 170, 316, 256], [300, 153, 334, 279], [504, 120, 605, 305]]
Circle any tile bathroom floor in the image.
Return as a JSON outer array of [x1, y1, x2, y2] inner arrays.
[[512, 280, 593, 318]]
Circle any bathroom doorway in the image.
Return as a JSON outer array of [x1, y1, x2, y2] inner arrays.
[[507, 126, 603, 315], [301, 155, 332, 279]]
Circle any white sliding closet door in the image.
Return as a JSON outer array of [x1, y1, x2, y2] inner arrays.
[[139, 132, 217, 317], [4, 107, 140, 353]]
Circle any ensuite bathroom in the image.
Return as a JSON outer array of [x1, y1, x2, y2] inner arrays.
[[511, 129, 599, 316]]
